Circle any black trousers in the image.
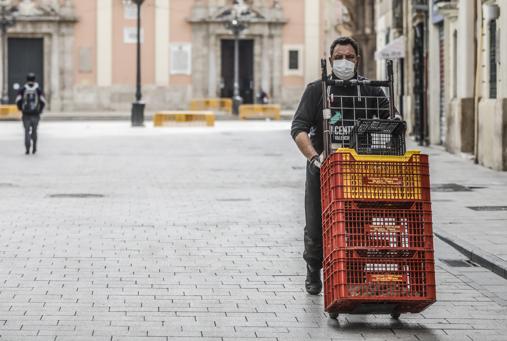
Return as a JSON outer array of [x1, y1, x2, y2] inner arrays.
[[22, 114, 40, 151], [303, 162, 323, 269]]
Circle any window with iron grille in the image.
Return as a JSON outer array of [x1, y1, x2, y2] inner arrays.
[[489, 20, 497, 99], [453, 30, 457, 98], [288, 50, 299, 70], [438, 23, 446, 144], [284, 45, 303, 75]]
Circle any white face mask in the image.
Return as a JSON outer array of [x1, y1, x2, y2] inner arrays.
[[333, 59, 356, 80]]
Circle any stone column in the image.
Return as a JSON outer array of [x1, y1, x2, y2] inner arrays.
[[50, 29, 61, 111], [427, 20, 442, 145], [261, 31, 270, 94], [0, 29, 3, 97], [155, 0, 170, 87], [457, 0, 475, 98], [191, 24, 207, 99], [304, 0, 320, 84], [208, 32, 217, 97], [60, 23, 75, 111], [271, 26, 283, 103], [97, 0, 112, 87], [501, 1, 507, 99]]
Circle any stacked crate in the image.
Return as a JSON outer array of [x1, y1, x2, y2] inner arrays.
[[320, 148, 436, 315]]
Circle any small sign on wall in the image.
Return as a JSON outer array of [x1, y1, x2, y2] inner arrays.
[[124, 27, 144, 44], [79, 47, 93, 73], [170, 43, 192, 75]]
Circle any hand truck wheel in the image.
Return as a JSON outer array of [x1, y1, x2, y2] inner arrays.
[[390, 312, 401, 320], [329, 312, 339, 319]]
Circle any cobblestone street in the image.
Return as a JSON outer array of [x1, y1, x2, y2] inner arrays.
[[1, 121, 507, 341]]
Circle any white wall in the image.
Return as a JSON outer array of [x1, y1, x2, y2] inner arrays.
[[499, 1, 507, 98], [427, 21, 441, 145], [155, 0, 170, 86], [457, 0, 475, 98], [304, 0, 320, 84], [96, 0, 112, 87], [375, 15, 386, 80]]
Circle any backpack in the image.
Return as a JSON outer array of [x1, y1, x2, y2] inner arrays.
[[22, 86, 40, 115]]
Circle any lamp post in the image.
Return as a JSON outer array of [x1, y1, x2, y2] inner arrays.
[[124, 0, 145, 127], [0, 0, 15, 104], [225, 9, 247, 115]]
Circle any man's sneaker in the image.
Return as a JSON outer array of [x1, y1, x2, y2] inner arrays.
[[305, 264, 322, 295]]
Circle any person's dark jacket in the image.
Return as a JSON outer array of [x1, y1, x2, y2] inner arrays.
[[291, 75, 391, 154], [15, 82, 46, 115]]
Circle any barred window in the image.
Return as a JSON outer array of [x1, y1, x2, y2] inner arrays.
[[288, 50, 299, 70], [283, 45, 303, 76], [489, 20, 497, 99]]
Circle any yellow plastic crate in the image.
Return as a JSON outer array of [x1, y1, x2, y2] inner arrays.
[[321, 149, 430, 202]]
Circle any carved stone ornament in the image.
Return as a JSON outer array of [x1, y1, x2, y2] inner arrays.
[[17, 0, 43, 16], [214, 0, 265, 22], [39, 0, 60, 14], [15, 0, 71, 16]]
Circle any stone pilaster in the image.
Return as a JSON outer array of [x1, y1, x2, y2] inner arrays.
[[155, 0, 170, 86], [96, 0, 112, 87]]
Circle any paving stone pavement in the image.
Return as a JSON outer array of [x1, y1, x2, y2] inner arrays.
[[415, 144, 507, 281], [0, 121, 506, 341]]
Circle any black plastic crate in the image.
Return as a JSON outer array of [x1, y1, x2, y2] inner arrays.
[[350, 119, 406, 156]]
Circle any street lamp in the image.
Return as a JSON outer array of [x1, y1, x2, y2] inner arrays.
[[0, 0, 15, 104], [224, 6, 247, 115], [123, 0, 145, 127]]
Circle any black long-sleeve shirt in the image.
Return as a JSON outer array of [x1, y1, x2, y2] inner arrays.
[[291, 76, 391, 154]]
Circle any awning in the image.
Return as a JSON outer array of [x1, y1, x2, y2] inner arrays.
[[375, 36, 405, 60]]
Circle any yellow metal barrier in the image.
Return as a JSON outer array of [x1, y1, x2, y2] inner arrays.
[[189, 98, 232, 113], [0, 105, 21, 120], [239, 104, 281, 120], [153, 111, 215, 127]]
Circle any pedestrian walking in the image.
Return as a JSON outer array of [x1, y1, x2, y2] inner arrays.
[[257, 88, 270, 104], [290, 37, 396, 295], [16, 73, 46, 155]]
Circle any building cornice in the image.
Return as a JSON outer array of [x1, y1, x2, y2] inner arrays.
[[188, 3, 287, 26], [187, 17, 287, 25], [14, 15, 78, 24], [435, 0, 459, 20]]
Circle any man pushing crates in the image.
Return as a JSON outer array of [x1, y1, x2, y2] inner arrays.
[[291, 36, 398, 295], [291, 36, 435, 319]]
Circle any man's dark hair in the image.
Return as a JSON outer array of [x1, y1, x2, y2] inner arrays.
[[26, 73, 36, 82], [330, 36, 360, 57]]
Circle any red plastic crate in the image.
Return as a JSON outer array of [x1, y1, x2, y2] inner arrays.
[[322, 200, 434, 261], [319, 149, 436, 315], [323, 250, 436, 314], [320, 150, 431, 212]]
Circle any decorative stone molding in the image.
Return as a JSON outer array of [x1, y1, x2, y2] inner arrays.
[[17, 0, 43, 16], [189, 0, 284, 24], [188, 0, 287, 104], [13, 0, 76, 20], [6, 0, 77, 110], [435, 0, 458, 20]]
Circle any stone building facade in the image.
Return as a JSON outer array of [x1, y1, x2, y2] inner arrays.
[[0, 0, 77, 112], [374, 0, 507, 171], [0, 0, 353, 112]]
